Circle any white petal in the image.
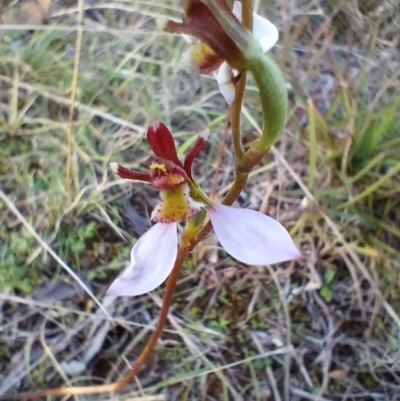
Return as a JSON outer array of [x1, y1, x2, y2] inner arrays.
[[232, 1, 278, 53], [106, 222, 178, 297], [252, 12, 279, 52], [208, 204, 301, 265], [217, 62, 236, 104]]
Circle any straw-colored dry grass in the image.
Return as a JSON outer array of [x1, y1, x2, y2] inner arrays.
[[1, 0, 400, 400]]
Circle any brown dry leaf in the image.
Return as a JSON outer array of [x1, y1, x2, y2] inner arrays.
[[7, 2, 43, 25], [328, 369, 350, 379], [39, 0, 52, 15], [5, 0, 52, 25]]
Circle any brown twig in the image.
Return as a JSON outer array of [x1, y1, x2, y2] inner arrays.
[[241, 0, 253, 32], [231, 73, 246, 161]]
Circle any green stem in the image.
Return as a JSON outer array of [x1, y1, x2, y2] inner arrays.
[[203, 0, 287, 155], [249, 53, 288, 151]]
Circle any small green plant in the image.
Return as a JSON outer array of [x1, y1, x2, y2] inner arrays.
[[59, 220, 97, 267], [319, 266, 336, 302], [0, 226, 45, 293], [351, 97, 400, 169]]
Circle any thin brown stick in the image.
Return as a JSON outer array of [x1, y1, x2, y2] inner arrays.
[[230, 0, 252, 161], [231, 74, 246, 160], [241, 0, 253, 32]]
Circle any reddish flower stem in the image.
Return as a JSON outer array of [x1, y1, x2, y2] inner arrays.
[[241, 0, 253, 32]]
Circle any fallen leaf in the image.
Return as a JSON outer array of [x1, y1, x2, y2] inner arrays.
[[5, 0, 52, 25], [39, 0, 52, 15], [328, 369, 350, 379]]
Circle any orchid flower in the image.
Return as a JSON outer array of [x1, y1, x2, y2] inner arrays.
[[165, 1, 278, 104], [107, 121, 300, 297]]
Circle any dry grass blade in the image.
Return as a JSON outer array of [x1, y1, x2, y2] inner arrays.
[[65, 0, 84, 195]]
